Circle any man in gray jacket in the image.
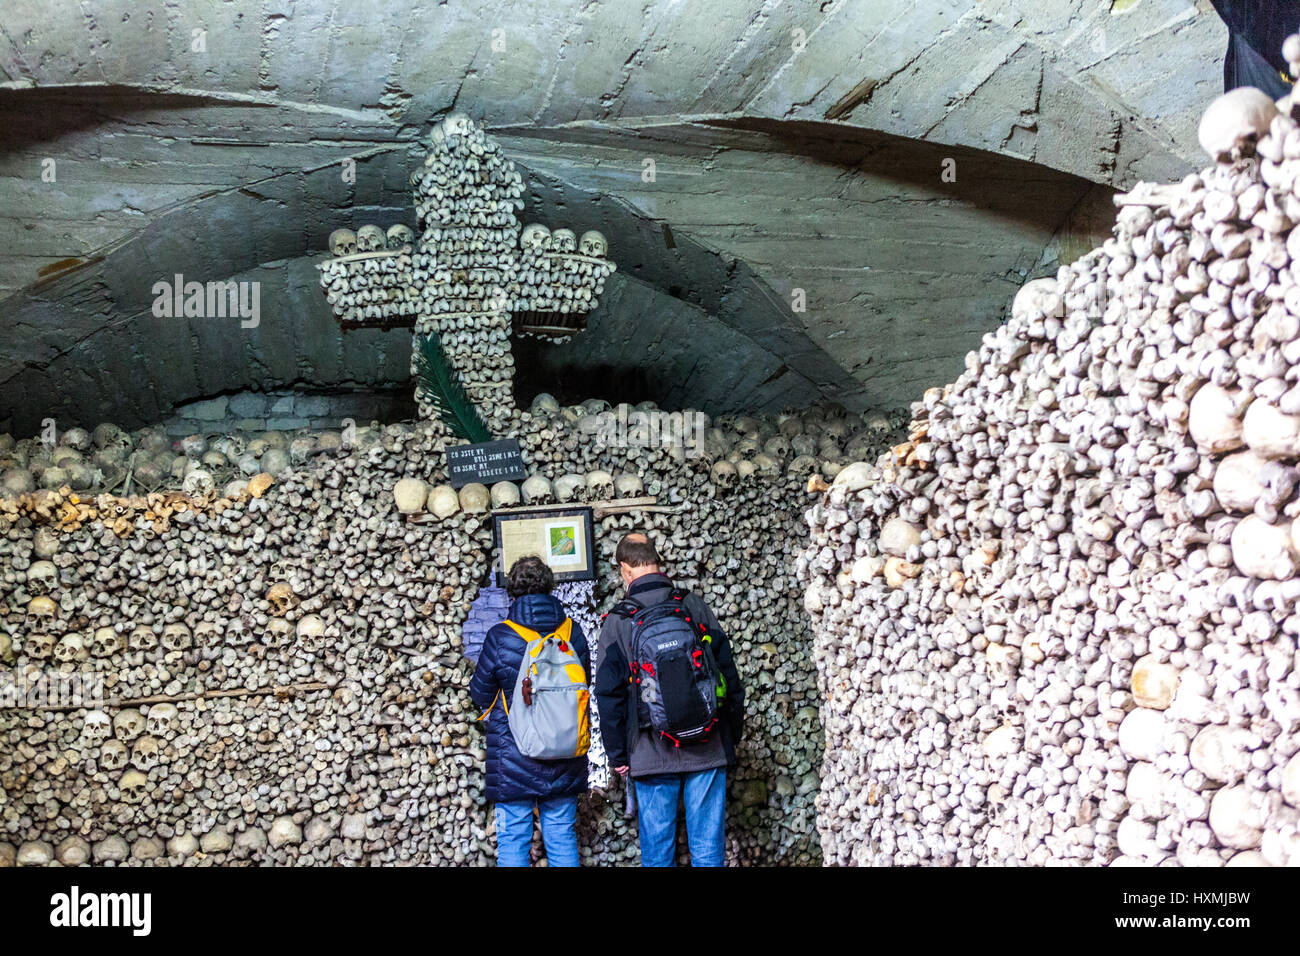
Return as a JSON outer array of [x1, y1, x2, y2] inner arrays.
[[593, 532, 744, 866]]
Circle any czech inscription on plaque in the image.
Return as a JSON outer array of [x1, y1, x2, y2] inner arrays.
[[446, 439, 527, 488]]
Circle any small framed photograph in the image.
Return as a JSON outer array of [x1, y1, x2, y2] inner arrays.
[[492, 506, 596, 583]]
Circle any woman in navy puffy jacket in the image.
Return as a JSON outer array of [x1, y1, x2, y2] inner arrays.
[[470, 556, 590, 866]]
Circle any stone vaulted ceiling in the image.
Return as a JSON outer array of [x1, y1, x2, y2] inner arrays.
[[0, 0, 1227, 430]]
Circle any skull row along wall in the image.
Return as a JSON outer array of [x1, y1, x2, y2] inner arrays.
[[0, 399, 902, 866]]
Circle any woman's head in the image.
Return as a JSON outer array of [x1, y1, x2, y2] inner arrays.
[[506, 555, 555, 599]]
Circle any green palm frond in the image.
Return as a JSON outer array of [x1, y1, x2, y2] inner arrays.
[[412, 333, 492, 443]]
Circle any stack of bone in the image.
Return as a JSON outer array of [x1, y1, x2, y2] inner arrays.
[[512, 225, 615, 342], [317, 224, 416, 324], [1, 392, 901, 866], [799, 66, 1300, 866], [406, 114, 524, 431]]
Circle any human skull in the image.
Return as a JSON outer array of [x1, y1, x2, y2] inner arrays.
[[356, 224, 386, 253], [441, 112, 473, 137], [711, 460, 738, 490], [520, 223, 551, 254], [1198, 87, 1279, 161], [0, 632, 12, 664], [392, 477, 428, 514], [161, 623, 192, 652], [26, 596, 58, 634], [787, 455, 819, 476], [550, 228, 577, 253], [585, 470, 614, 501], [579, 230, 607, 258], [296, 614, 326, 644], [735, 459, 758, 481], [458, 483, 490, 514], [181, 468, 215, 498], [265, 617, 294, 648], [554, 474, 585, 503], [386, 223, 415, 250], [24, 631, 54, 661], [428, 485, 460, 519], [329, 228, 358, 257], [145, 703, 178, 737], [490, 481, 521, 509], [613, 473, 644, 498], [25, 560, 57, 596], [114, 709, 146, 742], [118, 770, 148, 804], [82, 710, 112, 745], [266, 582, 298, 616], [193, 621, 221, 648], [91, 626, 124, 659], [99, 739, 128, 772], [521, 474, 554, 506], [60, 426, 92, 451], [54, 633, 86, 664], [530, 392, 560, 416], [128, 625, 158, 652], [131, 736, 161, 772]]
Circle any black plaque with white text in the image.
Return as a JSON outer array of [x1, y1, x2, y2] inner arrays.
[[446, 438, 527, 488]]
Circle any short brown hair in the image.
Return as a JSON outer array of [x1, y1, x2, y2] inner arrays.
[[616, 533, 660, 569], [506, 555, 554, 598]]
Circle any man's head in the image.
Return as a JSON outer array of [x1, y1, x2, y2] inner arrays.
[[616, 532, 661, 588], [506, 555, 554, 599]]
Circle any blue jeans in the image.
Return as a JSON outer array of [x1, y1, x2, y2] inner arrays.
[[634, 768, 726, 867], [494, 796, 580, 867]]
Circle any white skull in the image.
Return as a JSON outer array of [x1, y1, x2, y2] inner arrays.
[[99, 739, 128, 772], [586, 470, 614, 501], [118, 770, 148, 804], [114, 709, 146, 742], [355, 224, 386, 253], [458, 483, 490, 514], [490, 481, 521, 509], [82, 710, 112, 744], [530, 393, 560, 416], [162, 623, 192, 651], [26, 596, 58, 634], [60, 427, 92, 451], [296, 614, 326, 643], [24, 631, 54, 661], [753, 453, 781, 477], [441, 112, 473, 137], [193, 621, 222, 648], [54, 633, 86, 664], [428, 485, 460, 519], [386, 224, 415, 250], [181, 468, 215, 498], [520, 223, 551, 254], [392, 477, 429, 514], [550, 228, 577, 253], [25, 560, 57, 596], [579, 230, 607, 258], [736, 459, 758, 481], [763, 435, 791, 461], [613, 473, 644, 498], [554, 474, 585, 503], [264, 617, 294, 648], [1198, 87, 1279, 161], [711, 460, 737, 489], [521, 474, 554, 505], [128, 625, 158, 652], [145, 703, 178, 737], [131, 736, 161, 772], [91, 626, 124, 659], [329, 228, 358, 257]]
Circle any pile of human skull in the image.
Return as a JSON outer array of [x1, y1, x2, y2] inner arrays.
[[512, 224, 615, 343], [798, 72, 1300, 866], [0, 425, 342, 502], [319, 224, 416, 324], [1, 389, 901, 866]]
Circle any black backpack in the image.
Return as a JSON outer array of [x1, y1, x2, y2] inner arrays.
[[610, 588, 724, 747]]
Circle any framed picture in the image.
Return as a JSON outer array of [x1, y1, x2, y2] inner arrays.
[[492, 506, 596, 584]]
